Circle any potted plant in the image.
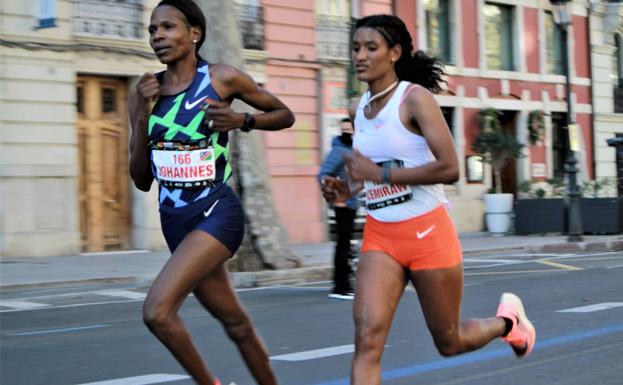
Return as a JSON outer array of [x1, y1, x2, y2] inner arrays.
[[515, 178, 566, 234], [528, 110, 545, 145], [472, 108, 524, 235], [581, 177, 621, 234]]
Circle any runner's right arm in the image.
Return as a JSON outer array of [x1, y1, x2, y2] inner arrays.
[[129, 73, 158, 191]]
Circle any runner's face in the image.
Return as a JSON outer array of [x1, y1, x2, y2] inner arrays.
[[352, 27, 398, 82], [148, 6, 200, 64]]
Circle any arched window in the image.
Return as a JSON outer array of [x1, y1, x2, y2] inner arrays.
[[614, 33, 623, 113]]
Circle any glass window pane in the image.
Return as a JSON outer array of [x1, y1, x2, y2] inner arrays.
[[102, 88, 117, 113], [425, 0, 451, 63], [614, 34, 622, 88], [545, 12, 563, 75], [484, 3, 514, 71]]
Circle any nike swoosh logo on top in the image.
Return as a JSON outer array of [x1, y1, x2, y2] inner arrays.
[[203, 199, 219, 218], [416, 224, 435, 239], [185, 96, 206, 110]]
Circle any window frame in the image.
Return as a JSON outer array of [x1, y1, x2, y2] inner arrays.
[[424, 0, 453, 64], [483, 2, 516, 72]]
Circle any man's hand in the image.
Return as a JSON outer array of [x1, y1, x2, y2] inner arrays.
[[321, 176, 351, 203]]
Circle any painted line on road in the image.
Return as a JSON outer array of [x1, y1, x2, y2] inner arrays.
[[271, 344, 354, 361], [11, 324, 111, 336], [310, 323, 623, 385], [0, 300, 51, 310], [95, 290, 147, 300], [557, 302, 623, 313], [536, 259, 583, 271], [0, 299, 143, 313], [74, 373, 189, 385]]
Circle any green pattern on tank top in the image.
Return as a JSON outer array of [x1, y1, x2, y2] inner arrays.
[[148, 93, 231, 181], [148, 93, 206, 140]]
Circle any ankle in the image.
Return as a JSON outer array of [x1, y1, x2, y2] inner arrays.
[[499, 316, 513, 337]]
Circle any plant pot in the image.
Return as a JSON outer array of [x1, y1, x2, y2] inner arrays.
[[484, 193, 513, 235], [581, 197, 621, 234], [514, 198, 565, 234]]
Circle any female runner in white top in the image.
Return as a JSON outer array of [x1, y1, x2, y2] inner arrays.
[[321, 14, 535, 385]]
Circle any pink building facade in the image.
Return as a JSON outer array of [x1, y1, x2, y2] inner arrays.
[[256, 0, 596, 242], [255, 0, 391, 243]]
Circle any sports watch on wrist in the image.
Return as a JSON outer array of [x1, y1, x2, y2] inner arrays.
[[240, 112, 256, 132]]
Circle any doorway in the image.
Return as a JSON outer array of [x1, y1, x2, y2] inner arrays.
[[76, 76, 130, 252], [491, 110, 518, 194]]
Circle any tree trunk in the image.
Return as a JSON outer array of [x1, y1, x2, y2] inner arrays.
[[493, 164, 503, 194], [196, 0, 300, 271]]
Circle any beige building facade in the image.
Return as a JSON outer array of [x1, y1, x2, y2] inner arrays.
[[590, 1, 623, 180], [1, 0, 164, 256]]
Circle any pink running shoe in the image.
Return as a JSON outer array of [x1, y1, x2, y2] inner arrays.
[[496, 292, 536, 357]]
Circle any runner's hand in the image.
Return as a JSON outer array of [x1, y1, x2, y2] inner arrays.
[[201, 98, 243, 133], [136, 72, 160, 111], [321, 176, 351, 203], [343, 150, 381, 183]]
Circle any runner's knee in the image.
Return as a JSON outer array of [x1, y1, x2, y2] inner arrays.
[[222, 314, 253, 343], [143, 303, 174, 334], [354, 317, 386, 354], [431, 334, 462, 357]]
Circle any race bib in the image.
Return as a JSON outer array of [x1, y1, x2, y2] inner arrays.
[[365, 160, 412, 210], [152, 147, 215, 188]]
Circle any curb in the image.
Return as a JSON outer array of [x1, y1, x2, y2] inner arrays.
[[0, 276, 137, 293]]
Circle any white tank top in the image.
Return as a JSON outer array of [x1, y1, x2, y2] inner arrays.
[[353, 81, 448, 222]]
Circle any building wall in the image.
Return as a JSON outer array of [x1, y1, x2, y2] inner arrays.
[[394, 0, 596, 231], [0, 0, 165, 256]]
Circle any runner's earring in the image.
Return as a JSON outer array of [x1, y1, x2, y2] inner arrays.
[[193, 39, 198, 43], [207, 120, 214, 129]]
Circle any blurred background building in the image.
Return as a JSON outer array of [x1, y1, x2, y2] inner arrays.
[[1, 0, 621, 256]]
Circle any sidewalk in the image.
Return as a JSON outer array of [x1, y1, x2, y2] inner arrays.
[[1, 233, 622, 292]]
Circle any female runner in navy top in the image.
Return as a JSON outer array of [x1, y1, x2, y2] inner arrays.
[[129, 1, 294, 384]]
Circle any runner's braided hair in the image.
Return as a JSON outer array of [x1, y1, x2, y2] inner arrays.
[[355, 15, 446, 94], [156, 0, 206, 61]]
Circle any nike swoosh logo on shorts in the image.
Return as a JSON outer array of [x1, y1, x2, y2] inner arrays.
[[203, 199, 219, 218], [185, 96, 206, 110], [416, 224, 435, 239]]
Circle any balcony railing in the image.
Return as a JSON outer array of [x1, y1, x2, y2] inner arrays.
[[316, 15, 350, 60], [236, 4, 264, 50], [615, 86, 623, 113], [73, 0, 143, 39]]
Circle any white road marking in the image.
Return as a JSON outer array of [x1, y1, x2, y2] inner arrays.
[[557, 302, 623, 313], [0, 299, 143, 314], [0, 300, 50, 310], [75, 374, 190, 385], [95, 290, 147, 300], [12, 324, 110, 336], [270, 344, 354, 361]]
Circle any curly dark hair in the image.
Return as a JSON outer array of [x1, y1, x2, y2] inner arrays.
[[156, 0, 206, 60], [355, 15, 446, 94]]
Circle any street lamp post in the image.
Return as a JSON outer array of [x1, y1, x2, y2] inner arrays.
[[550, 0, 583, 242]]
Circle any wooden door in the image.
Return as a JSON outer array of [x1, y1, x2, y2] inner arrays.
[[77, 76, 130, 252]]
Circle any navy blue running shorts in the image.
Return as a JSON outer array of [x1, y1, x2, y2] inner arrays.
[[159, 185, 245, 254]]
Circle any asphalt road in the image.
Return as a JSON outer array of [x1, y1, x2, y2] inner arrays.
[[1, 250, 622, 385]]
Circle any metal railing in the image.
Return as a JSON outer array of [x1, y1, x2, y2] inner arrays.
[[73, 0, 143, 39], [615, 86, 623, 113], [235, 4, 264, 50], [316, 15, 350, 60]]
